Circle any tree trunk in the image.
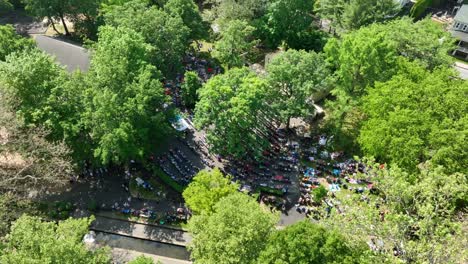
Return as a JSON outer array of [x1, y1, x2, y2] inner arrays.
[[286, 116, 291, 130], [60, 14, 70, 36], [48, 16, 60, 35]]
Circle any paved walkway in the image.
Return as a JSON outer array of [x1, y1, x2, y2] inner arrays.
[[94, 232, 191, 263], [91, 216, 191, 246], [454, 62, 468, 79], [111, 248, 192, 264]]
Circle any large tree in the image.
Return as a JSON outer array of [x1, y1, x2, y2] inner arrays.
[[266, 49, 330, 128], [194, 68, 272, 159], [83, 26, 172, 165], [1, 215, 110, 263], [260, 0, 321, 50], [104, 0, 190, 77], [315, 0, 400, 32], [321, 163, 467, 263], [323, 18, 454, 151], [257, 220, 372, 264], [0, 48, 86, 152], [182, 168, 239, 215], [0, 25, 34, 61], [212, 19, 258, 69], [0, 49, 66, 128], [164, 0, 209, 41], [359, 62, 468, 174], [207, 0, 268, 23], [0, 109, 74, 193], [181, 71, 202, 108], [188, 192, 278, 264], [325, 18, 454, 97]]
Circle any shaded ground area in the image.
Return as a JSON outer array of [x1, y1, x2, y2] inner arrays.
[[41, 168, 182, 215], [0, 9, 46, 34], [94, 232, 191, 263], [155, 121, 305, 225], [91, 216, 191, 246]]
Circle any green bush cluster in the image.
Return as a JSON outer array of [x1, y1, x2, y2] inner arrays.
[[48, 201, 74, 220], [148, 165, 185, 193]]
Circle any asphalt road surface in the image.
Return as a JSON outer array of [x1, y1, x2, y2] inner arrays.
[[35, 35, 90, 72]]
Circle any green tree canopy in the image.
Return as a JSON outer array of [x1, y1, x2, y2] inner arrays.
[[0, 49, 67, 128], [104, 0, 190, 77], [181, 71, 202, 108], [312, 185, 328, 203], [260, 0, 321, 50], [0, 25, 34, 61], [194, 67, 272, 159], [321, 163, 468, 263], [257, 220, 372, 264], [266, 49, 330, 128], [164, 0, 209, 40], [208, 0, 268, 23], [0, 48, 86, 153], [188, 192, 278, 264], [83, 26, 172, 165], [323, 18, 454, 154], [212, 19, 259, 69], [1, 215, 110, 263], [315, 0, 400, 31], [325, 18, 454, 97], [183, 168, 239, 215], [359, 62, 468, 173]]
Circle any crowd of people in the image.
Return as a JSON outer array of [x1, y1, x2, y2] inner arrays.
[[294, 135, 376, 218], [164, 53, 221, 107]]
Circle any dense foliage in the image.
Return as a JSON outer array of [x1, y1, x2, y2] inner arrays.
[[266, 49, 330, 127], [194, 68, 272, 159], [257, 220, 372, 264], [323, 18, 455, 152], [183, 168, 239, 215], [212, 19, 258, 69], [0, 0, 467, 263], [360, 62, 468, 173], [0, 25, 34, 61], [181, 71, 202, 108], [315, 0, 401, 31], [1, 215, 110, 263], [188, 192, 279, 264], [83, 26, 172, 164], [321, 163, 467, 263], [104, 0, 191, 76], [325, 18, 453, 97]]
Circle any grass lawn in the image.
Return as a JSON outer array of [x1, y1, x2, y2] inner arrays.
[[194, 40, 214, 53], [129, 176, 167, 201]]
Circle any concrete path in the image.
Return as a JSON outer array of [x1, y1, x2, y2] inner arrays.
[[94, 232, 191, 264], [111, 248, 192, 264], [454, 62, 468, 79], [91, 216, 191, 246]]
